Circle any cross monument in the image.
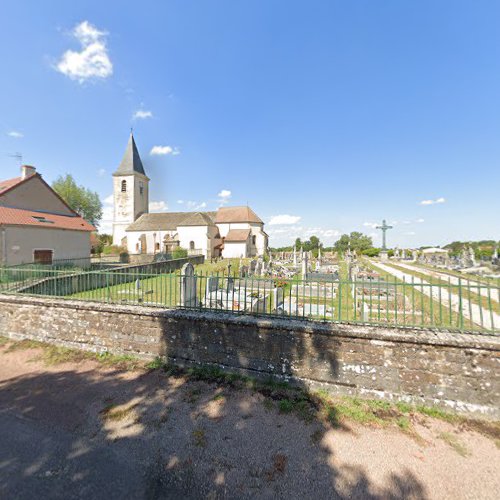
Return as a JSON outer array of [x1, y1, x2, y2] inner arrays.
[[376, 219, 393, 251]]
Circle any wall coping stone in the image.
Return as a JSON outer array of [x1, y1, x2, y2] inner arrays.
[[1, 293, 498, 351]]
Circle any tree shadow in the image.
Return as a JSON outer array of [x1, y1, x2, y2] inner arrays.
[[0, 342, 428, 499]]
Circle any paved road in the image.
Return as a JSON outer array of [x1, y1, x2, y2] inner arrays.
[[371, 261, 499, 330]]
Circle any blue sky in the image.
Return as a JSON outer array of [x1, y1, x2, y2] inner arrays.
[[1, 1, 499, 247]]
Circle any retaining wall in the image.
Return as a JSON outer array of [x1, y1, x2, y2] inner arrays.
[[0, 294, 498, 417]]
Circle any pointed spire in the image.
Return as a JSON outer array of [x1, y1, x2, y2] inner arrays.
[[113, 132, 147, 176]]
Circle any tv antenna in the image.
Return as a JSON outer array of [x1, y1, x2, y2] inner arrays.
[[8, 152, 23, 165]]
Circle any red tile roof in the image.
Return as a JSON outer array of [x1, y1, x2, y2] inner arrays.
[[0, 176, 24, 194], [215, 206, 263, 224], [0, 206, 95, 232], [224, 228, 251, 242]]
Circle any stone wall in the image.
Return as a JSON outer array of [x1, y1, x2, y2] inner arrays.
[[0, 293, 498, 417]]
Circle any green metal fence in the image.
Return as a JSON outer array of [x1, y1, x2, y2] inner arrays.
[[0, 267, 498, 334]]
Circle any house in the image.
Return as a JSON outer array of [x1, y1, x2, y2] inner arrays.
[[0, 165, 95, 266], [112, 133, 268, 259]]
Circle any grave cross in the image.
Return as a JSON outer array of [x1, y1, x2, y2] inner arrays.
[[376, 219, 393, 250]]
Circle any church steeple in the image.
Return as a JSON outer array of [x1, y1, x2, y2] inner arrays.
[[111, 133, 150, 246], [113, 132, 148, 177]]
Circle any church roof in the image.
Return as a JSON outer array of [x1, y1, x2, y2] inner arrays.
[[215, 206, 263, 224], [225, 229, 251, 242], [126, 211, 216, 232], [113, 133, 148, 177]]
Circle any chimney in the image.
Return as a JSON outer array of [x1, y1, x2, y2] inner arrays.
[[21, 165, 36, 179]]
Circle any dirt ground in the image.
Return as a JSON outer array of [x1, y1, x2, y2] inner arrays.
[[0, 344, 499, 500]]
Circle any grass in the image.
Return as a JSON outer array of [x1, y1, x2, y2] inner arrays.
[[438, 432, 470, 457], [364, 259, 474, 331], [192, 428, 207, 447], [100, 403, 139, 422], [386, 262, 499, 314], [2, 337, 143, 370]]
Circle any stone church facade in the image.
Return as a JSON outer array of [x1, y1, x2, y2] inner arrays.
[[112, 134, 268, 259]]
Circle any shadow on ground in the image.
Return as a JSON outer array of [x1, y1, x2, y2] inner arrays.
[[0, 345, 427, 500]]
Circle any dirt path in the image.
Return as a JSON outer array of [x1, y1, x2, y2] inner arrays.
[[0, 344, 499, 500], [371, 261, 500, 330], [393, 261, 500, 303]]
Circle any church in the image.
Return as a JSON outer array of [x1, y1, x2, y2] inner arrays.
[[112, 134, 268, 259]]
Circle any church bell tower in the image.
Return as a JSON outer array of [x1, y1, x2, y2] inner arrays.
[[112, 133, 149, 246]]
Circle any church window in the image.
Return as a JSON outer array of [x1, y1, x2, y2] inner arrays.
[[121, 180, 127, 192], [189, 241, 195, 250], [252, 235, 256, 245], [139, 182, 144, 195]]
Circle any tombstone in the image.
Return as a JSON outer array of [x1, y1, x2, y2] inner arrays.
[[315, 260, 320, 271], [206, 276, 219, 295], [302, 253, 308, 280], [255, 260, 263, 276], [227, 276, 235, 292], [249, 259, 257, 275], [180, 262, 197, 307], [412, 250, 418, 261], [293, 246, 297, 267], [272, 286, 285, 313], [240, 265, 249, 278], [135, 278, 141, 291], [469, 246, 477, 267]]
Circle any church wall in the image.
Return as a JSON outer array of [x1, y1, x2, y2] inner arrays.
[[177, 226, 209, 256], [223, 241, 248, 259]]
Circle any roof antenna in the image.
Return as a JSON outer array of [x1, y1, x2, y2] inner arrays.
[[9, 152, 23, 165]]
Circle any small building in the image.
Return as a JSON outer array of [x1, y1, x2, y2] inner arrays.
[[0, 165, 95, 266], [112, 133, 268, 259]]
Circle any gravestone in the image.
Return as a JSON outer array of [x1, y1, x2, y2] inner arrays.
[[250, 260, 257, 275], [227, 276, 235, 292], [273, 287, 285, 313], [206, 276, 219, 295], [240, 265, 249, 278], [180, 262, 197, 307], [255, 260, 262, 276], [302, 253, 308, 280]]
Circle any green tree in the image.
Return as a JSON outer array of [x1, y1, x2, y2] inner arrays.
[[52, 174, 102, 227], [294, 238, 302, 249]]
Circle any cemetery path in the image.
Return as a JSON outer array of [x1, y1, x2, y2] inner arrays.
[[372, 261, 500, 331], [0, 344, 499, 500], [391, 261, 499, 302]]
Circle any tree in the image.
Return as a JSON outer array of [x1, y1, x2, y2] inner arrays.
[[334, 232, 373, 254], [294, 238, 302, 249], [52, 174, 102, 227]]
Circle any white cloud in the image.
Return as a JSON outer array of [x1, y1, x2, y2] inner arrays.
[[269, 214, 302, 225], [99, 193, 114, 234], [177, 200, 184, 204], [55, 21, 113, 83], [97, 168, 106, 177], [150, 145, 180, 156], [186, 201, 207, 210], [363, 222, 378, 229], [217, 189, 232, 206], [7, 130, 23, 138], [416, 218, 425, 223], [149, 200, 168, 212], [403, 231, 416, 236], [133, 110, 153, 120], [420, 197, 445, 206]]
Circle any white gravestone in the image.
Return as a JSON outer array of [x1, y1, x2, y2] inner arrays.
[[181, 262, 197, 307]]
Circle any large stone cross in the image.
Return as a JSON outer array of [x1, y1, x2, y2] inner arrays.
[[376, 219, 393, 250]]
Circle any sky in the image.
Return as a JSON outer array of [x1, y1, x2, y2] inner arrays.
[[0, 0, 499, 248]]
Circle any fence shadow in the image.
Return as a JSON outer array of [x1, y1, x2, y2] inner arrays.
[[0, 344, 428, 499]]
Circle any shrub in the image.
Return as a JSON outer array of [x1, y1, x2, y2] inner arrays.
[[172, 247, 188, 259]]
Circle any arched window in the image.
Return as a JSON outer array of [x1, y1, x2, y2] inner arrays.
[[121, 180, 127, 192], [189, 241, 195, 250], [252, 235, 256, 245]]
